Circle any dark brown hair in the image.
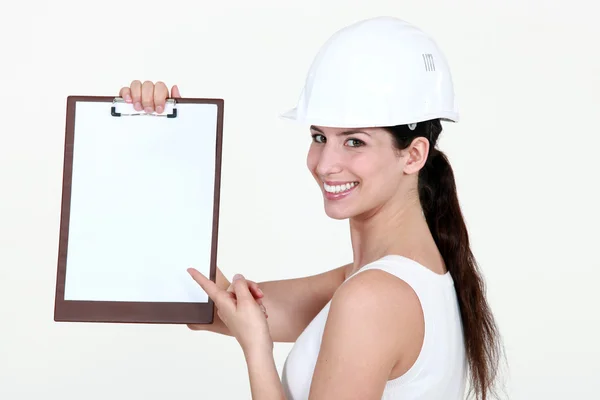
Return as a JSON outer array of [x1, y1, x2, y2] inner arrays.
[[386, 120, 504, 400]]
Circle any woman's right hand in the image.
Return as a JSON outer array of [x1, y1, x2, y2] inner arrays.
[[187, 269, 268, 332], [118, 80, 181, 115], [227, 278, 268, 319]]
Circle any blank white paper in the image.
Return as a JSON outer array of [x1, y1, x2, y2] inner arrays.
[[63, 101, 218, 303]]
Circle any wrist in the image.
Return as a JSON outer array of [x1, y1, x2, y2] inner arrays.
[[244, 344, 285, 400], [243, 343, 274, 362]]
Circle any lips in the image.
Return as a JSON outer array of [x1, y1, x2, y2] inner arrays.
[[323, 181, 358, 194], [323, 181, 359, 200]]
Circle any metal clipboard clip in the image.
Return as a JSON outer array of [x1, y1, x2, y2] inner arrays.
[[110, 97, 178, 118]]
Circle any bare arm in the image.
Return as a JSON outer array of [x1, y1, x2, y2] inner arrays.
[[189, 263, 351, 343], [307, 270, 421, 399]]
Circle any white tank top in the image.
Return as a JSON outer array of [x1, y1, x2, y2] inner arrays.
[[281, 255, 467, 400]]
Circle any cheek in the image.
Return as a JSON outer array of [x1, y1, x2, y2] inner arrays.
[[358, 155, 400, 190], [352, 153, 383, 179]]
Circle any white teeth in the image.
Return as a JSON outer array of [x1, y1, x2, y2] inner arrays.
[[324, 182, 358, 194]]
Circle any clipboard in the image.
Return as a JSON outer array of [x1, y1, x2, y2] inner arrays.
[[54, 96, 224, 324]]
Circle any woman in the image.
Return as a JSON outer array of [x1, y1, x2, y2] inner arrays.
[[120, 16, 502, 400]]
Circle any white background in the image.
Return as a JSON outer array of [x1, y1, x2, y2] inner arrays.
[[1, 1, 599, 399]]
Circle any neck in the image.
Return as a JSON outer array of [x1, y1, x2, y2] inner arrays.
[[348, 191, 430, 275]]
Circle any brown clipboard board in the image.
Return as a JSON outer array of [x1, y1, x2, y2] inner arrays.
[[54, 95, 224, 324]]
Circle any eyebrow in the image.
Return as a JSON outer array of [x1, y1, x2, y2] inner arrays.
[[310, 125, 371, 137]]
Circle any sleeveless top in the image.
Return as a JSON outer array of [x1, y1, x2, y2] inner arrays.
[[281, 255, 467, 399]]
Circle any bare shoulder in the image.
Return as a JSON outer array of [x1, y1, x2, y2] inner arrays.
[[308, 268, 424, 398], [332, 268, 423, 328]]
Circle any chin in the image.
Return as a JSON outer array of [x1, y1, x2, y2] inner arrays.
[[323, 203, 355, 220]]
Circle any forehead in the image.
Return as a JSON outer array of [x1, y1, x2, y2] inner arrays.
[[309, 125, 385, 136]]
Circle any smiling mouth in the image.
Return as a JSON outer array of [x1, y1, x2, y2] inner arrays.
[[323, 182, 359, 194]]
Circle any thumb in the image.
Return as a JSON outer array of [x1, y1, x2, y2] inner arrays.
[[231, 274, 254, 302], [171, 85, 182, 99]]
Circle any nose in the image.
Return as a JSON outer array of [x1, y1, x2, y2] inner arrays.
[[314, 142, 344, 177]]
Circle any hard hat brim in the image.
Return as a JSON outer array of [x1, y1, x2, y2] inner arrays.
[[280, 107, 297, 120], [279, 107, 459, 128]]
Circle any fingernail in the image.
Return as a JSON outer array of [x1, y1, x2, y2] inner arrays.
[[156, 106, 163, 114], [134, 102, 142, 111], [233, 274, 243, 281], [257, 288, 264, 296], [144, 107, 153, 114], [124, 94, 132, 102]]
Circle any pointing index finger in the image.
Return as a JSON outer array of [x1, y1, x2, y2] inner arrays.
[[187, 268, 228, 308]]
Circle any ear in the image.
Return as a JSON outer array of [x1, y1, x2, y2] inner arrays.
[[402, 137, 430, 175]]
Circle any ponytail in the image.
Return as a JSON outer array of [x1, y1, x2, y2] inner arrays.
[[387, 120, 503, 400]]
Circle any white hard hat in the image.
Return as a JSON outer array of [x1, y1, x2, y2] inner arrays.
[[281, 16, 459, 128]]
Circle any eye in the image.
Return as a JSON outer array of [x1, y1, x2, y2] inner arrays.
[[311, 133, 326, 143], [346, 138, 365, 147]]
